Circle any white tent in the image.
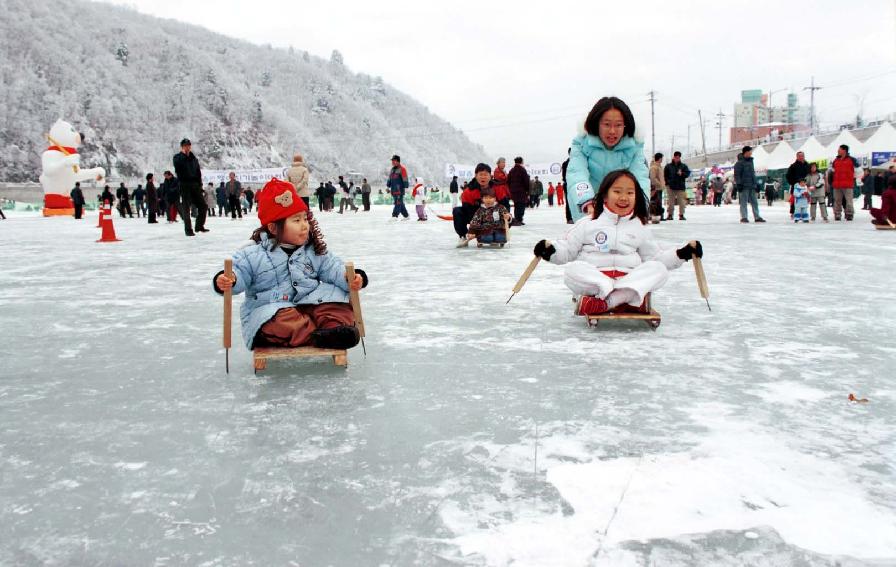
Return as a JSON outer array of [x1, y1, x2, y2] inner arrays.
[[751, 146, 770, 170], [793, 136, 828, 162], [863, 122, 896, 159], [764, 141, 796, 170], [826, 129, 865, 158]]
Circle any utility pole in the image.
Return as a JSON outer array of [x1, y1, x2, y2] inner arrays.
[[648, 90, 656, 157], [715, 108, 726, 151], [804, 76, 822, 133], [698, 110, 709, 166]]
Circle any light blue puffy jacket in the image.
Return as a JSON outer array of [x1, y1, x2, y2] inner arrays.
[[566, 134, 650, 221], [227, 234, 350, 349]]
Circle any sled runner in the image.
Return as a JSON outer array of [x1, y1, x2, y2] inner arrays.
[[575, 293, 661, 331], [223, 260, 365, 373], [873, 223, 896, 230]]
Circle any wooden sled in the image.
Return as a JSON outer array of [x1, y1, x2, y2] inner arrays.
[[247, 262, 365, 373], [473, 217, 511, 249], [575, 293, 661, 331], [873, 223, 895, 230]]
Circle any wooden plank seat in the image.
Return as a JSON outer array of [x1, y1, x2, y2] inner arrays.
[[575, 292, 662, 331], [873, 223, 895, 230]]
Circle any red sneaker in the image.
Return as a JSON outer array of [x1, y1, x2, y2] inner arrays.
[[577, 296, 609, 316]]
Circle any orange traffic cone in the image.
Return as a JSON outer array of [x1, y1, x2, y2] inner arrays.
[[96, 200, 106, 228], [97, 201, 121, 242]]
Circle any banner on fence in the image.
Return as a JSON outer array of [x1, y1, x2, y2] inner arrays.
[[202, 167, 289, 185]]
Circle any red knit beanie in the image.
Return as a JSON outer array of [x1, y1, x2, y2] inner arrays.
[[256, 178, 308, 226]]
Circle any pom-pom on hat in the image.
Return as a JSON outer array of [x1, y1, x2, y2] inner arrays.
[[257, 178, 308, 226]]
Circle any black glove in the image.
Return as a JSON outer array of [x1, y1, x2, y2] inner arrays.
[[676, 241, 703, 261], [534, 240, 556, 261]]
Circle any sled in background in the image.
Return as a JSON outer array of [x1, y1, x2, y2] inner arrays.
[[576, 293, 661, 330], [873, 223, 896, 230], [223, 260, 365, 373]]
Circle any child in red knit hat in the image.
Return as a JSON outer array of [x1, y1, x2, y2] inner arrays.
[[213, 178, 368, 350]]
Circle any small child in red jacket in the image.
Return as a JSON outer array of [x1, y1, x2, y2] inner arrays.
[[870, 177, 896, 226]]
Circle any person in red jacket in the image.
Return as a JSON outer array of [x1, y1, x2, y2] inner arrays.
[[452, 163, 488, 240], [831, 144, 858, 221], [493, 158, 511, 210], [547, 182, 556, 206], [870, 177, 896, 226], [557, 182, 565, 206]]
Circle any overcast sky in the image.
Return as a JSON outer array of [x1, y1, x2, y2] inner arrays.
[[108, 0, 896, 163]]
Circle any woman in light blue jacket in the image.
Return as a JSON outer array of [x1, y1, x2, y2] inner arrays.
[[566, 96, 650, 222]]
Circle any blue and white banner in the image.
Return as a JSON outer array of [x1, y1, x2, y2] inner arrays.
[[871, 152, 896, 166], [202, 167, 289, 185]]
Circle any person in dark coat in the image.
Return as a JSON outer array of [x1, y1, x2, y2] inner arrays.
[[216, 182, 227, 216], [861, 169, 874, 210], [386, 155, 410, 219], [69, 182, 85, 219], [162, 170, 180, 222], [733, 146, 766, 223], [70, 182, 85, 219], [507, 156, 530, 226], [785, 151, 810, 217], [133, 184, 146, 217], [145, 173, 159, 224], [244, 187, 255, 212], [100, 185, 115, 208], [325, 181, 338, 212], [315, 182, 326, 212], [116, 182, 134, 218], [562, 149, 573, 224], [172, 138, 208, 236]]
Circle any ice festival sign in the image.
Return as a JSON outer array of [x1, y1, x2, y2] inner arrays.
[[445, 162, 563, 180], [202, 167, 289, 185]]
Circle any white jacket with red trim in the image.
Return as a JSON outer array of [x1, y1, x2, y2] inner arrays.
[[550, 210, 684, 273]]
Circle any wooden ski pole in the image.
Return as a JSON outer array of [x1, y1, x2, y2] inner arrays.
[[506, 242, 548, 304], [223, 259, 233, 373], [690, 241, 711, 311]]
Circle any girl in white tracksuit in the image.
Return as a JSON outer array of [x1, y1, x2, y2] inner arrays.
[[533, 170, 704, 315], [412, 177, 427, 221]]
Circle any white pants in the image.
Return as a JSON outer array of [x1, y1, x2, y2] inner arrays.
[[450, 193, 458, 208], [563, 261, 669, 306]]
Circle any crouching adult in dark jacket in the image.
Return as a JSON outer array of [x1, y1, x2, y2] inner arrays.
[[453, 163, 490, 239]]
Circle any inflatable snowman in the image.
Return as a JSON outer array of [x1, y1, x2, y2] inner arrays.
[[39, 119, 105, 216]]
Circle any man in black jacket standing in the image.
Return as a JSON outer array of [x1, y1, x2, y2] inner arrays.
[[116, 182, 134, 218], [70, 182, 85, 219], [663, 151, 690, 220], [508, 156, 530, 226], [173, 138, 208, 236]]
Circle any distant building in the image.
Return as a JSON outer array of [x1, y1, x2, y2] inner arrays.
[[731, 90, 812, 144]]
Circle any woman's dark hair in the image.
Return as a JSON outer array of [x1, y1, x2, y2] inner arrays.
[[591, 170, 649, 225], [475, 163, 491, 174], [146, 173, 153, 181], [584, 97, 636, 139], [809, 162, 818, 173], [250, 210, 327, 255]]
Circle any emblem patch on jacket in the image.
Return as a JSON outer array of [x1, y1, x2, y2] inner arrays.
[[576, 182, 590, 198]]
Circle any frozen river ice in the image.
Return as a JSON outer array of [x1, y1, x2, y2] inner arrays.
[[1, 200, 895, 566]]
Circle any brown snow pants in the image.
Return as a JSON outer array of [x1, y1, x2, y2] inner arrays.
[[257, 303, 355, 348]]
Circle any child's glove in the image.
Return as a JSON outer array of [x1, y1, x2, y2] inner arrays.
[[534, 240, 556, 261], [676, 241, 703, 261]]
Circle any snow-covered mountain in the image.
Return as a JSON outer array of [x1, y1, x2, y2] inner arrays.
[[0, 0, 485, 183]]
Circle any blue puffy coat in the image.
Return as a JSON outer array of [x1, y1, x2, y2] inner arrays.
[[566, 134, 650, 221], [228, 234, 351, 349]]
